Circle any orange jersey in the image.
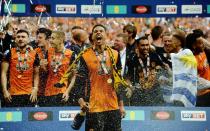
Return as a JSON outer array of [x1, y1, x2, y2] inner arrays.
[[45, 48, 73, 96], [35, 47, 45, 59], [35, 47, 48, 96], [195, 52, 210, 95], [9, 48, 38, 95], [82, 48, 119, 113]]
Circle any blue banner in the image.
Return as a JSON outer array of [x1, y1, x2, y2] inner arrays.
[[1, 0, 210, 17], [0, 107, 209, 131]]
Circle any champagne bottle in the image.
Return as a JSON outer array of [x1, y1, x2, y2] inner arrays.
[[71, 110, 86, 130]]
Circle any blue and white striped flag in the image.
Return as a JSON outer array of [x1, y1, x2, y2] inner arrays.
[[171, 49, 197, 107]]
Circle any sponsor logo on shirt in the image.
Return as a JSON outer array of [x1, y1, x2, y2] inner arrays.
[[31, 4, 51, 13], [123, 110, 145, 120], [151, 111, 175, 120], [181, 5, 202, 14], [181, 111, 206, 121], [28, 111, 53, 121], [0, 111, 22, 122], [106, 5, 127, 14], [81, 5, 102, 14], [56, 5, 76, 14], [156, 5, 177, 14], [59, 110, 80, 121], [132, 5, 151, 14]]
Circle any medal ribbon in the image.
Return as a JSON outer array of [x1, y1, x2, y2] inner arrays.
[[40, 46, 48, 59], [95, 50, 109, 74], [52, 48, 66, 73], [138, 56, 150, 78], [16, 48, 29, 72]]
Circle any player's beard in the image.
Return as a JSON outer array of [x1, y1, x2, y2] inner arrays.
[[19, 44, 27, 49]]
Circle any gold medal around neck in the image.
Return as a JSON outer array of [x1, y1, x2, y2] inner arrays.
[[107, 78, 113, 84], [17, 74, 22, 78], [145, 82, 149, 88]]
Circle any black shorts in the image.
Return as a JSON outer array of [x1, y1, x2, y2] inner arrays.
[[38, 93, 68, 107], [85, 109, 122, 131], [196, 92, 210, 107], [4, 94, 36, 107]]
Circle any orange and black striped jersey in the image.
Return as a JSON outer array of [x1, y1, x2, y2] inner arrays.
[[3, 48, 39, 95], [35, 47, 48, 96], [195, 52, 210, 96], [77, 47, 121, 113], [44, 48, 73, 96]]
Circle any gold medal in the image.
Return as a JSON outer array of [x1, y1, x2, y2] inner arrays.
[[145, 82, 149, 88], [107, 78, 112, 84], [17, 74, 22, 78]]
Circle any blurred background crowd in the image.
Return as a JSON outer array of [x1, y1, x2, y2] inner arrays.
[[1, 17, 210, 43]]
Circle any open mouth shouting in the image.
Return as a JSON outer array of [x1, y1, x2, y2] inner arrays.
[[96, 35, 103, 43]]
